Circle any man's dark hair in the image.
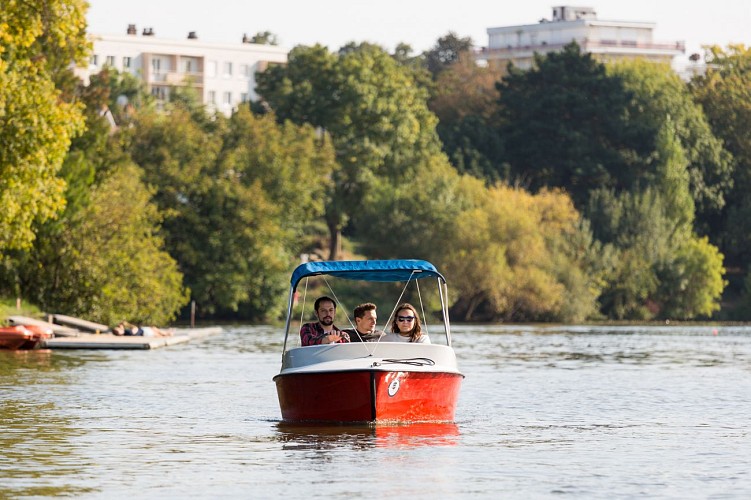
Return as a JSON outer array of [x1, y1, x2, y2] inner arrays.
[[314, 296, 336, 311], [353, 302, 376, 319]]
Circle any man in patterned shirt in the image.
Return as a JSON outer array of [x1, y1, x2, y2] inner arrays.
[[299, 296, 350, 346]]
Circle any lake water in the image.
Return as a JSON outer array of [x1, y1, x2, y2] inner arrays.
[[2, 324, 751, 498]]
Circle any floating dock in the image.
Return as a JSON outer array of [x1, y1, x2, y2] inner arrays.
[[41, 327, 222, 350]]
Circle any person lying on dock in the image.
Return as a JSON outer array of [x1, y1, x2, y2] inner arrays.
[[300, 296, 350, 346], [342, 302, 385, 342], [112, 322, 173, 337]]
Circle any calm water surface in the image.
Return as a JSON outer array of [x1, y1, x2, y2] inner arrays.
[[2, 324, 751, 498]]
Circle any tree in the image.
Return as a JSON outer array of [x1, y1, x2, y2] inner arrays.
[[249, 31, 279, 45], [429, 53, 504, 181], [690, 44, 751, 265], [256, 43, 446, 260], [0, 0, 89, 251], [608, 59, 732, 238], [657, 236, 726, 319], [442, 183, 604, 322], [127, 100, 335, 319], [497, 42, 636, 205], [0, 65, 189, 324], [4, 161, 189, 325], [586, 187, 725, 319], [353, 162, 478, 262], [423, 32, 474, 78]]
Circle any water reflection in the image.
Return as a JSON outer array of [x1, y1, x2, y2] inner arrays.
[[274, 422, 460, 451], [0, 351, 96, 497], [4, 325, 751, 497]]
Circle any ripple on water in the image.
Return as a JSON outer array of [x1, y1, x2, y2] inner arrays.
[[2, 325, 751, 497]]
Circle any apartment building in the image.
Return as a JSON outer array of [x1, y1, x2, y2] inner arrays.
[[79, 25, 288, 115], [479, 6, 685, 73]]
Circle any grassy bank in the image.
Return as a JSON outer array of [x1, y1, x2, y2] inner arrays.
[[0, 297, 43, 324]]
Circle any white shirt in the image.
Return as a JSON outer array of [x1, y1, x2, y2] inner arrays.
[[381, 332, 430, 343]]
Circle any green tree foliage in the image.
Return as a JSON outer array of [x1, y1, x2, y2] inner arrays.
[[652, 118, 694, 231], [4, 162, 188, 325], [249, 31, 279, 46], [423, 32, 474, 78], [0, 66, 189, 325], [608, 59, 732, 236], [497, 43, 637, 205], [587, 187, 725, 319], [256, 43, 445, 260], [353, 162, 479, 262], [0, 0, 89, 251], [65, 163, 188, 324], [657, 236, 726, 319], [691, 45, 751, 265], [128, 100, 335, 319]]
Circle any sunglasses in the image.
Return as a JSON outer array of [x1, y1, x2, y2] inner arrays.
[[397, 316, 415, 322]]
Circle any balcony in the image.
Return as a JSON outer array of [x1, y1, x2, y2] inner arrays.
[[480, 38, 685, 56], [147, 71, 204, 86]]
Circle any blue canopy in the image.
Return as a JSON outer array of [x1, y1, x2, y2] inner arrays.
[[290, 259, 445, 290]]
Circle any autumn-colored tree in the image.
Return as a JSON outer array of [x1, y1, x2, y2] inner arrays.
[[429, 53, 504, 180], [443, 184, 604, 322]]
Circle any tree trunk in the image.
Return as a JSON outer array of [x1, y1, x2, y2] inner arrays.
[[327, 219, 341, 261]]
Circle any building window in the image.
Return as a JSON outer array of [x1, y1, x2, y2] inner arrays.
[[152, 58, 161, 73], [208, 91, 216, 104], [105, 56, 115, 66], [223, 61, 233, 76], [239, 64, 251, 78], [240, 93, 249, 102], [151, 87, 167, 100], [123, 56, 131, 69], [181, 57, 200, 74], [223, 92, 232, 105], [90, 54, 99, 66]]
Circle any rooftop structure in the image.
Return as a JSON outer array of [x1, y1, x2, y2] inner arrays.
[[76, 25, 288, 116], [478, 6, 685, 73]]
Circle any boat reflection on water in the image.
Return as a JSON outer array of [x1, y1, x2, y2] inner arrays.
[[274, 422, 460, 450], [373, 422, 460, 448]]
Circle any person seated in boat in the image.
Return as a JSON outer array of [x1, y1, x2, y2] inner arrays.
[[299, 296, 350, 346], [342, 302, 385, 342], [112, 322, 173, 337], [382, 303, 430, 343]]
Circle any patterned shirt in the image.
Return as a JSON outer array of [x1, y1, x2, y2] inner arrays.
[[299, 322, 350, 346]]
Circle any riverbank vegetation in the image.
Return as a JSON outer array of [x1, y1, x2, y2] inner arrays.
[[2, 2, 750, 324]]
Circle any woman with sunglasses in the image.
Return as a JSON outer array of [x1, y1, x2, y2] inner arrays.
[[383, 303, 430, 343]]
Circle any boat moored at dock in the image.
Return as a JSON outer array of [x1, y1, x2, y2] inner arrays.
[[0, 325, 53, 350]]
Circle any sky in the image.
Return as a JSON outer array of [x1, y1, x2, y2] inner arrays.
[[86, 0, 751, 65]]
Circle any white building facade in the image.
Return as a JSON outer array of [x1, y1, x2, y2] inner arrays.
[[479, 6, 685, 73], [79, 25, 288, 115]]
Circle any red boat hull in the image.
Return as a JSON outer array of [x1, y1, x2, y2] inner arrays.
[[0, 325, 52, 350], [275, 370, 463, 423]]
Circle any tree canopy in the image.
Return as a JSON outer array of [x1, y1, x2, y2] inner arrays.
[[256, 42, 447, 260], [0, 0, 89, 251]]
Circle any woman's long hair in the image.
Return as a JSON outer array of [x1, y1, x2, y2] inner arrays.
[[390, 302, 423, 342]]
